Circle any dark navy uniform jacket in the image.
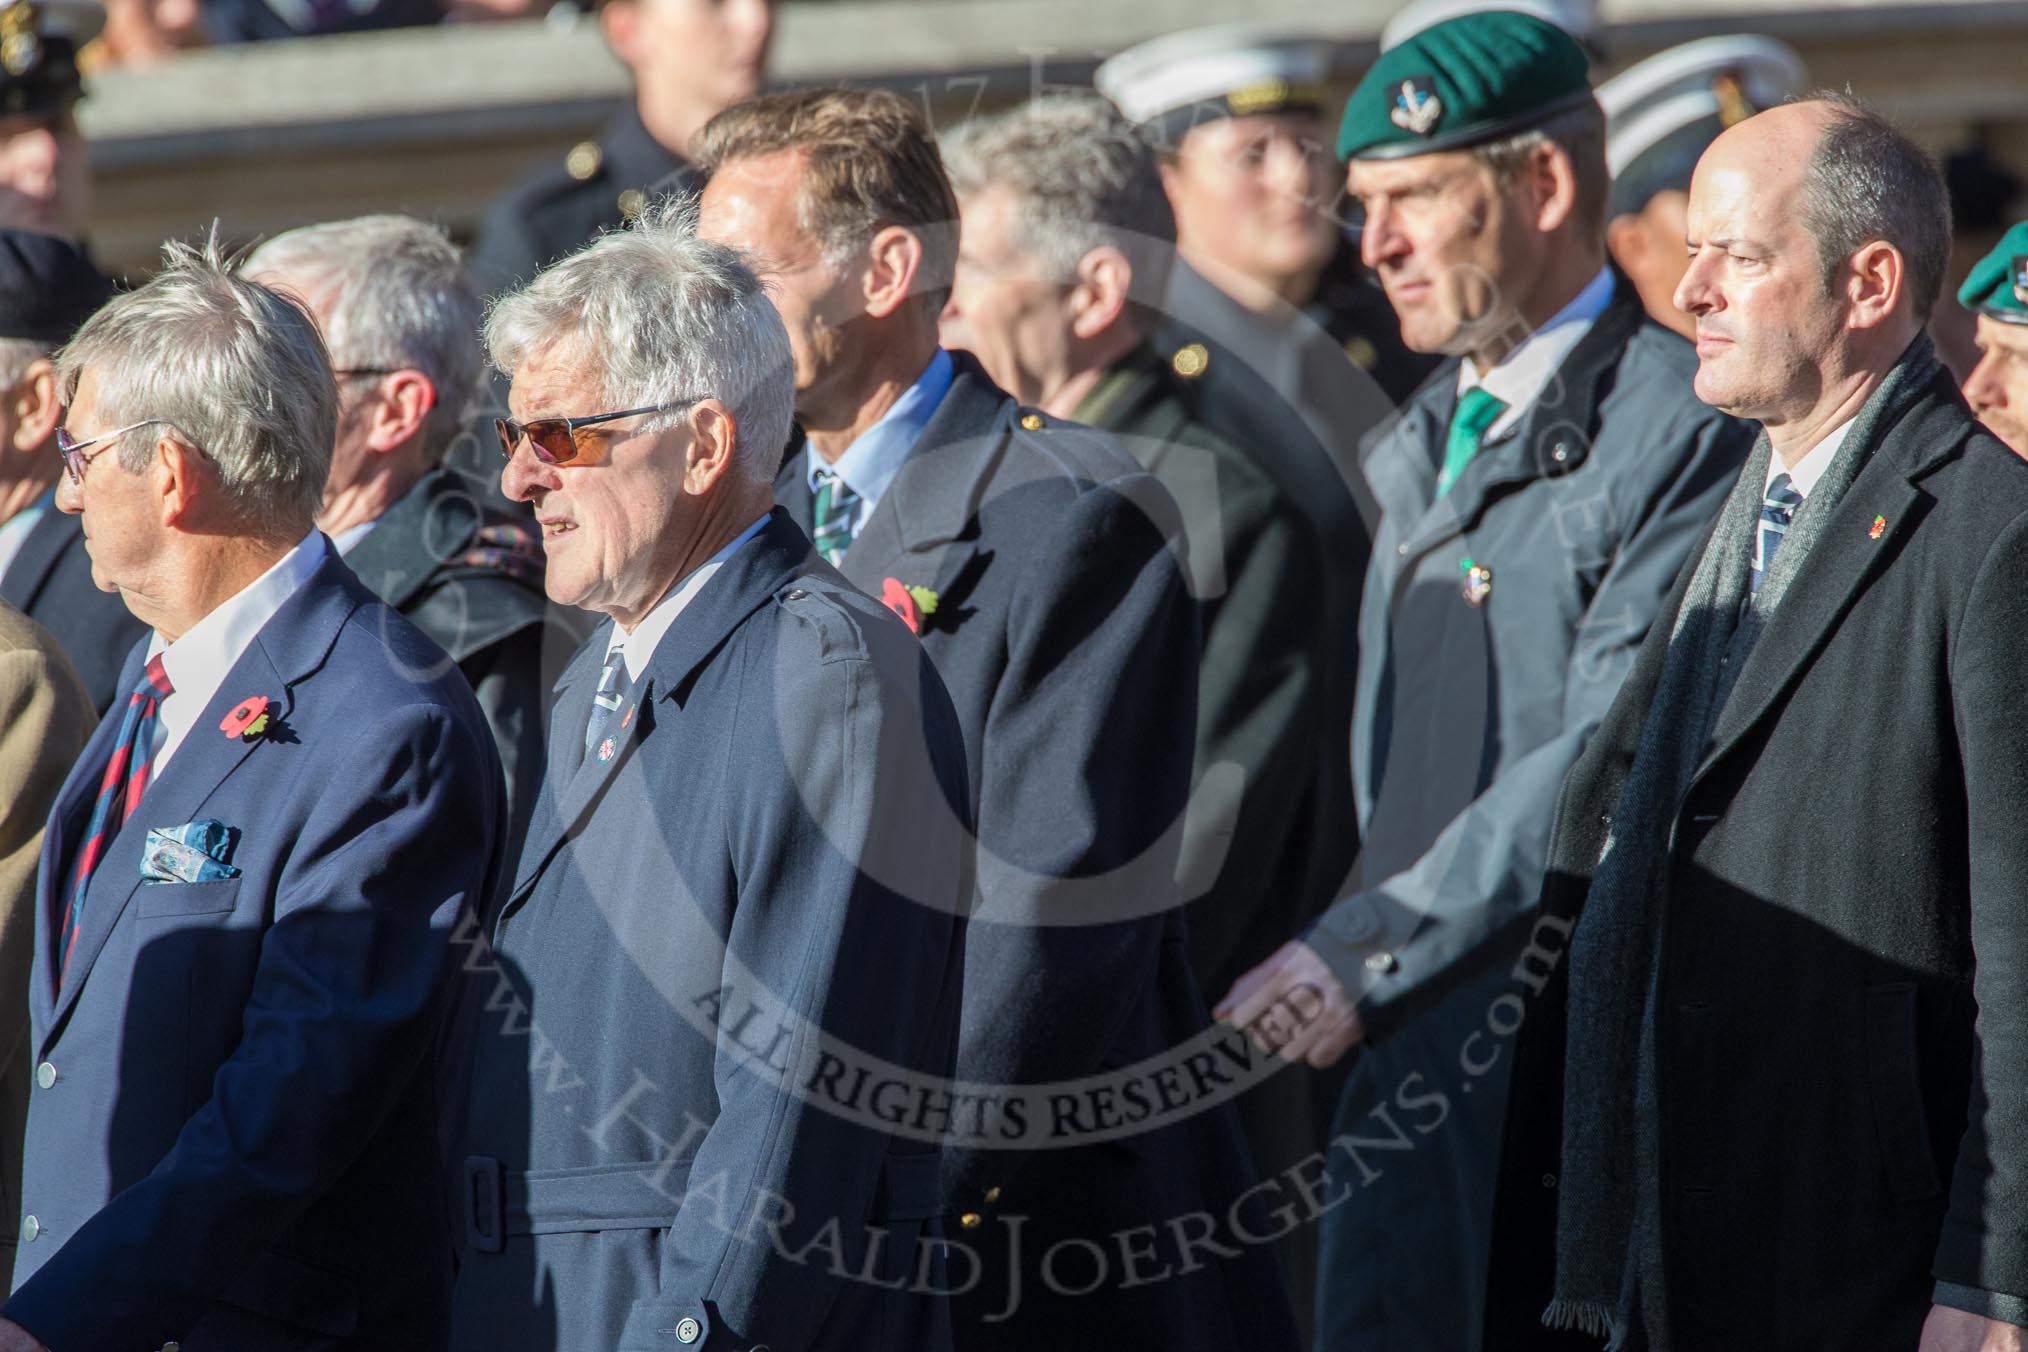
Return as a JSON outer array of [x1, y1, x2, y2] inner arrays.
[[3, 550, 504, 1352], [0, 504, 148, 714], [466, 105, 693, 298], [450, 511, 972, 1352], [779, 353, 1302, 1352]]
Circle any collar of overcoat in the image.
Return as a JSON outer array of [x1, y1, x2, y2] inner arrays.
[[499, 508, 815, 921]]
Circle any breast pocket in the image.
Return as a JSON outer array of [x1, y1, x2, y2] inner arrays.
[[136, 876, 244, 918]]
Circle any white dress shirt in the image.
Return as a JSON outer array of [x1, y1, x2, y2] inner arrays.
[[329, 518, 378, 556], [0, 487, 56, 580], [802, 347, 954, 539], [1458, 266, 1616, 443], [143, 530, 326, 782], [1764, 416, 1855, 501], [608, 514, 771, 682]]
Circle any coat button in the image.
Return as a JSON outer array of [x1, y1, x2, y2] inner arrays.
[[1019, 413, 1045, 431], [675, 1316, 701, 1344], [1365, 951, 1398, 975], [1542, 1173, 1557, 1189], [1396, 542, 1409, 556], [20, 1215, 38, 1241], [982, 1186, 1001, 1204], [35, 1061, 54, 1089], [784, 589, 807, 600], [959, 1211, 983, 1229], [1552, 443, 1569, 462]]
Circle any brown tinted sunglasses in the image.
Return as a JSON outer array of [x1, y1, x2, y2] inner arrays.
[[494, 398, 702, 466]]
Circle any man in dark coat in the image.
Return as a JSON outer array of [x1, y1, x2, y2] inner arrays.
[[1484, 96, 2028, 1352], [1217, 14, 1751, 1350], [0, 228, 146, 712], [700, 88, 1301, 1352], [246, 215, 569, 855], [449, 204, 971, 1352], [941, 92, 1342, 1331], [464, 0, 773, 297], [1, 237, 502, 1352]]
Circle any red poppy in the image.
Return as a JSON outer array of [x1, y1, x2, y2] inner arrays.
[[880, 577, 922, 634], [220, 695, 272, 742]]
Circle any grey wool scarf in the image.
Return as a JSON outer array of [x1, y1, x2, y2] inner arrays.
[[1547, 334, 1942, 1349]]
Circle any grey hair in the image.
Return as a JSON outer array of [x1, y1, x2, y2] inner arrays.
[[1796, 91, 1951, 323], [0, 335, 49, 390], [942, 94, 1178, 305], [243, 214, 485, 466], [57, 231, 335, 529], [483, 196, 794, 488], [1471, 97, 1611, 243]]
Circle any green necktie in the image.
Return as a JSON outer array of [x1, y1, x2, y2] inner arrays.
[[811, 467, 861, 566], [1435, 385, 1508, 499]]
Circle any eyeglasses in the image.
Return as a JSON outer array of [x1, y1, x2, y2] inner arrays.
[[55, 419, 178, 485], [494, 399, 702, 467]]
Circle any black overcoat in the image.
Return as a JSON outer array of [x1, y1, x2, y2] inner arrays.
[[1486, 372, 2028, 1349]]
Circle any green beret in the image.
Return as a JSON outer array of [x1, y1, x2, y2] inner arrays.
[[1957, 221, 2028, 325], [1338, 10, 1594, 162]]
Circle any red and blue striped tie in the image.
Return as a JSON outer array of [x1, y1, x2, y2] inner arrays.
[[59, 654, 173, 986]]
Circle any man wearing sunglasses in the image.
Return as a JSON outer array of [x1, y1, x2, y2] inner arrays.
[[699, 89, 1299, 1352], [244, 214, 565, 857], [0, 228, 145, 713], [448, 202, 971, 1352], [0, 240, 504, 1352]]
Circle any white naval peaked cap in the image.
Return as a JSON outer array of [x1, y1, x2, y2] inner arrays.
[[1095, 24, 1330, 128], [1598, 34, 1807, 177], [1379, 0, 1597, 52]]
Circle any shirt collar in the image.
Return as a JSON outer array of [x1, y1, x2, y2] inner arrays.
[[0, 484, 57, 577], [1458, 266, 1616, 441], [1765, 416, 1856, 500], [607, 512, 772, 682], [146, 530, 325, 768], [804, 347, 954, 505], [331, 517, 378, 556]]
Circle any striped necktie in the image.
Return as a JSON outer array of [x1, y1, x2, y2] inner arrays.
[[60, 654, 173, 985], [1751, 472, 1804, 594], [583, 644, 633, 766], [1436, 385, 1509, 498], [811, 467, 862, 566]]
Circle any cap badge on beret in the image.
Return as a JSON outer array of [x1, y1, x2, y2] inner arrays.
[[2, 4, 42, 79], [2012, 256, 2028, 308], [1711, 71, 1755, 129], [1390, 77, 1443, 136]]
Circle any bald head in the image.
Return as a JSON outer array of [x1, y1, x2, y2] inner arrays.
[[1674, 93, 1947, 448]]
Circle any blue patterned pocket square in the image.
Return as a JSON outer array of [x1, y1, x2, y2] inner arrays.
[[140, 820, 240, 884]]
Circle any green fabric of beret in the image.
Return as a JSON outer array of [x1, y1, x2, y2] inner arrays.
[[1338, 9, 1594, 162], [1957, 221, 2028, 325]]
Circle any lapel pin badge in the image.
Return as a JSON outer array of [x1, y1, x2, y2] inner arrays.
[[620, 703, 636, 731], [1460, 557, 1494, 607], [597, 736, 617, 765], [1868, 515, 1887, 540], [219, 695, 273, 743]]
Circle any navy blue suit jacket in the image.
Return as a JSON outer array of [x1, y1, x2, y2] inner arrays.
[[3, 549, 504, 1351], [0, 507, 149, 715], [449, 510, 971, 1352]]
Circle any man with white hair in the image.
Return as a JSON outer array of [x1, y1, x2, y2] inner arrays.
[[0, 239, 504, 1352], [448, 201, 972, 1352], [245, 214, 562, 851]]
